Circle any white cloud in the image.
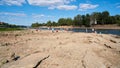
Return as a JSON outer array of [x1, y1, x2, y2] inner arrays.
[[0, 0, 26, 6], [32, 14, 54, 19], [0, 0, 77, 10], [32, 14, 45, 18], [116, 3, 120, 8], [32, 14, 55, 23], [52, 5, 77, 10], [28, 0, 64, 6], [0, 12, 26, 17], [117, 6, 120, 8], [27, 0, 76, 10], [27, 0, 75, 6], [79, 3, 99, 11]]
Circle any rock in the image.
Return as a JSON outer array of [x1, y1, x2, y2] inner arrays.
[[1, 59, 9, 65], [104, 44, 112, 49], [110, 39, 117, 43], [10, 53, 20, 61], [11, 53, 15, 58], [12, 56, 20, 61], [114, 36, 120, 38], [1, 43, 10, 46]]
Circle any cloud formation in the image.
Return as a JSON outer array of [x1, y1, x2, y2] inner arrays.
[[0, 12, 26, 17], [79, 3, 99, 11], [0, 0, 77, 10], [0, 0, 99, 11], [27, 0, 75, 6], [32, 14, 55, 23], [116, 3, 120, 8], [49, 5, 77, 10], [32, 14, 54, 19], [27, 0, 76, 10], [0, 0, 26, 6], [56, 5, 77, 10], [117, 6, 120, 8]]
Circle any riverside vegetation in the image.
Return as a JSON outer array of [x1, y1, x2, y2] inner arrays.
[[31, 11, 120, 27]]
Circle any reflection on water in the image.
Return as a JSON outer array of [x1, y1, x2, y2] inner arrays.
[[39, 28, 120, 35]]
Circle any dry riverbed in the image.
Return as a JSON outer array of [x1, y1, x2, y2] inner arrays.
[[0, 29, 120, 68]]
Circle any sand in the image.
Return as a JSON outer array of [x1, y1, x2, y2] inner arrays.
[[0, 29, 120, 68]]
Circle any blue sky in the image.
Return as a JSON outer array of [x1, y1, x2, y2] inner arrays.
[[0, 0, 120, 26]]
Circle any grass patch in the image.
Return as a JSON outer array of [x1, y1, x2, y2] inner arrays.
[[0, 28, 23, 31]]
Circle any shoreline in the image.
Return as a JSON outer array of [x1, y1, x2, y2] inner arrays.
[[40, 25, 120, 29], [52, 27, 120, 29]]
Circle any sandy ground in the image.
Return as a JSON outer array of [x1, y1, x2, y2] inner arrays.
[[0, 29, 120, 68]]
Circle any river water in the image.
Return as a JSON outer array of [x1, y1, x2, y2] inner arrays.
[[40, 28, 120, 36]]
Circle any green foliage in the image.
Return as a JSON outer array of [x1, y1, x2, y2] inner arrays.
[[57, 18, 73, 26], [73, 14, 93, 27], [101, 11, 110, 24], [58, 18, 67, 26], [116, 20, 120, 26], [46, 21, 58, 27], [73, 15, 82, 26], [114, 15, 120, 26], [85, 14, 91, 27], [0, 22, 25, 31], [91, 12, 102, 24], [31, 11, 120, 27], [52, 21, 58, 26], [46, 21, 52, 27], [31, 22, 40, 27], [0, 22, 25, 28], [66, 18, 73, 26], [0, 28, 22, 31]]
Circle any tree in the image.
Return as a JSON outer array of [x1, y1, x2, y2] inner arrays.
[[46, 20, 52, 27], [85, 14, 91, 27], [66, 18, 73, 26], [31, 22, 40, 27], [58, 18, 67, 26], [108, 16, 116, 24], [52, 21, 58, 26], [30, 11, 120, 27], [115, 15, 120, 26], [90, 12, 102, 25], [73, 14, 82, 26], [101, 11, 110, 24], [81, 15, 86, 25]]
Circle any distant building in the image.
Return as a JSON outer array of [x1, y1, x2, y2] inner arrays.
[[90, 18, 97, 25]]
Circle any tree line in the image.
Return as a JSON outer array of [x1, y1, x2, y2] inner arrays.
[[31, 11, 120, 27], [0, 22, 26, 28]]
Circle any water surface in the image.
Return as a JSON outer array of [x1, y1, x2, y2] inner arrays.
[[40, 28, 120, 36]]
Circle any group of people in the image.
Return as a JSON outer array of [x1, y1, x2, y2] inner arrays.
[[37, 27, 101, 34], [86, 28, 102, 34], [51, 28, 69, 33]]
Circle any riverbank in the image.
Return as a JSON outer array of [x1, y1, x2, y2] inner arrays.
[[0, 29, 120, 68], [44, 24, 120, 29], [0, 28, 23, 31]]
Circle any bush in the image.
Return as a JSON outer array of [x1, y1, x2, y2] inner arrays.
[[116, 20, 120, 26]]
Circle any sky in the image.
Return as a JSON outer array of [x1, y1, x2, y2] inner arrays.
[[0, 0, 120, 26]]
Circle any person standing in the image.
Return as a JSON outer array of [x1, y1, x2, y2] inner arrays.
[[92, 28, 95, 33], [52, 28, 54, 33]]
